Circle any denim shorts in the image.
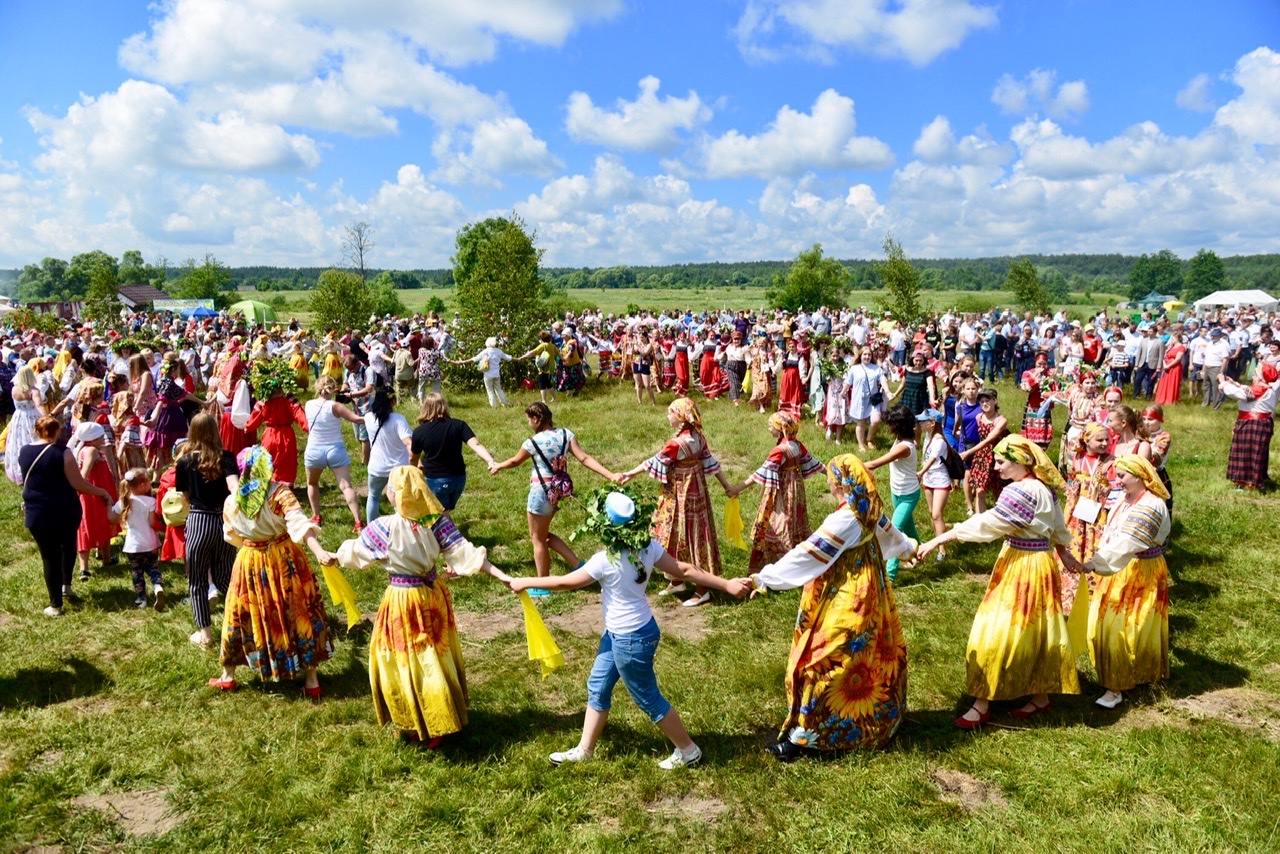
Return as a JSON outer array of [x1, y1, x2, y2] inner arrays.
[[353, 422, 369, 442], [304, 442, 350, 470], [426, 474, 466, 511], [527, 484, 555, 516], [586, 617, 670, 722]]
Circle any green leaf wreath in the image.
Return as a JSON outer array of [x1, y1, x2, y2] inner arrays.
[[568, 485, 657, 561], [247, 356, 301, 398]]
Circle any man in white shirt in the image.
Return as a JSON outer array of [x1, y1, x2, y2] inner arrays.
[[1201, 328, 1232, 408]]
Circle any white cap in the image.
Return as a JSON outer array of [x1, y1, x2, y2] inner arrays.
[[604, 492, 635, 526]]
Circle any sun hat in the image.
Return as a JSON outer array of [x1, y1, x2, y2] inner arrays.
[[604, 492, 636, 526]]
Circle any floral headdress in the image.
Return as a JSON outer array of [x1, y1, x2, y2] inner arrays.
[[236, 445, 274, 517], [247, 356, 301, 398], [667, 397, 702, 432], [826, 453, 882, 526]]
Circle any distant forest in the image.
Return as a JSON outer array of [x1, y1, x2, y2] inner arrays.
[[2, 252, 1277, 302]]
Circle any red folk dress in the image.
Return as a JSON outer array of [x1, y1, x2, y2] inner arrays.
[[77, 448, 118, 552], [245, 396, 310, 485], [643, 430, 722, 577], [1153, 344, 1185, 405], [747, 439, 824, 571]]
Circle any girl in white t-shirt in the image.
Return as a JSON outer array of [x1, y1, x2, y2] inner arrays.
[[917, 409, 953, 561], [864, 405, 921, 583], [510, 492, 743, 770], [363, 389, 414, 525], [108, 467, 165, 610]]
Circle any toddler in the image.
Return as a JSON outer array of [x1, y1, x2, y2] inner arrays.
[[108, 467, 165, 610]]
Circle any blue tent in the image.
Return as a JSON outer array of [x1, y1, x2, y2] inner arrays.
[[182, 305, 218, 319]]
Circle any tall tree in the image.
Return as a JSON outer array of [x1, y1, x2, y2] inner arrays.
[[452, 214, 545, 390], [119, 250, 148, 284], [66, 250, 119, 301], [173, 254, 231, 304], [309, 269, 371, 332], [767, 243, 850, 312], [342, 221, 375, 281], [81, 262, 122, 326], [874, 235, 923, 325], [1182, 248, 1225, 304], [1128, 249, 1183, 302], [16, 257, 68, 302], [1007, 259, 1051, 316]]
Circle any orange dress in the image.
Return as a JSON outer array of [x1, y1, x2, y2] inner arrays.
[[245, 397, 309, 484]]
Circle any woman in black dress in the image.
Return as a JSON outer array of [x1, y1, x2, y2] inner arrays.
[[900, 350, 938, 442]]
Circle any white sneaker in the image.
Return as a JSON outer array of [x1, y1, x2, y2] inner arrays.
[[825, 429, 832, 440], [43, 606, 63, 618], [659, 745, 702, 770], [549, 746, 592, 766], [207, 584, 219, 602], [154, 586, 166, 612]]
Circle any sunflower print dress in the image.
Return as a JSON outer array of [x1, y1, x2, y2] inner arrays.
[[336, 513, 489, 739], [752, 502, 916, 751]]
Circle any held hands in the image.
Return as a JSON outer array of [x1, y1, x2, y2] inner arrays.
[[488, 462, 501, 475], [915, 538, 938, 562], [723, 577, 754, 599], [509, 576, 537, 594]]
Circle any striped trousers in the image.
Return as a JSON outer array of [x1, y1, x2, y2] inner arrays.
[[184, 508, 236, 629]]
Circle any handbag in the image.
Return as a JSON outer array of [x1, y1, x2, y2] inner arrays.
[[865, 371, 884, 407], [530, 429, 574, 507]]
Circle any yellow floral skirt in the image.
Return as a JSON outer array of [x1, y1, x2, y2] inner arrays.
[[780, 544, 907, 751], [966, 542, 1080, 700], [1088, 554, 1169, 692], [370, 580, 468, 739], [220, 540, 333, 681]]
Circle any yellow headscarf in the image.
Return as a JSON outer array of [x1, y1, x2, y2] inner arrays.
[[825, 453, 883, 527], [1113, 454, 1170, 500], [389, 465, 446, 524], [768, 411, 799, 438], [995, 434, 1065, 489], [668, 397, 702, 432], [1081, 422, 1109, 446]]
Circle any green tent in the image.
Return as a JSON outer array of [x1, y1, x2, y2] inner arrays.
[[227, 299, 278, 323]]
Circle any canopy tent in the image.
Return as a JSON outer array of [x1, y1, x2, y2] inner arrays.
[[1135, 290, 1178, 309], [182, 305, 219, 319], [1192, 289, 1279, 311], [227, 299, 278, 323]]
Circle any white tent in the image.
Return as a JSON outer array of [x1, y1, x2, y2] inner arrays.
[[1193, 289, 1279, 311]]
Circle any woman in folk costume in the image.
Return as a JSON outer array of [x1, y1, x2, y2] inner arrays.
[[1083, 454, 1171, 710], [321, 334, 346, 382], [727, 412, 824, 572], [280, 331, 310, 392], [1153, 332, 1185, 406], [696, 328, 729, 399], [1053, 367, 1103, 466], [748, 335, 778, 413], [776, 337, 809, 418], [1059, 422, 1113, 615], [619, 397, 733, 608], [330, 466, 514, 746], [209, 446, 335, 697], [734, 453, 915, 760], [1140, 405, 1174, 512], [672, 329, 692, 395], [917, 435, 1081, 728], [245, 369, 309, 487], [1219, 361, 1280, 490], [213, 339, 257, 455]]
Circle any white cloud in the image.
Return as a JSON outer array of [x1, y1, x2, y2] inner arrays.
[[1010, 118, 1233, 180], [735, 0, 997, 66], [992, 69, 1090, 119], [693, 89, 893, 179], [431, 118, 562, 187], [1177, 73, 1217, 112], [1213, 47, 1280, 145], [565, 77, 712, 152]]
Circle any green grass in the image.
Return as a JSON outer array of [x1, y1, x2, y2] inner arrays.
[[1, 373, 1279, 851]]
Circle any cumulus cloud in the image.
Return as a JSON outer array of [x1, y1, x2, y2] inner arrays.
[[1177, 73, 1217, 112], [692, 89, 893, 179], [1009, 118, 1233, 180], [992, 69, 1090, 119], [565, 77, 712, 152], [734, 0, 997, 66], [431, 118, 562, 187], [1213, 47, 1280, 145]]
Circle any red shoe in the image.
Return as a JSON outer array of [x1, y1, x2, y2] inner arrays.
[[1009, 700, 1052, 719], [954, 705, 990, 730], [303, 683, 322, 700], [353, 522, 364, 534], [208, 676, 237, 692], [308, 514, 322, 526]]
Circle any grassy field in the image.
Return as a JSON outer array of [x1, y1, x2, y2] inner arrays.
[[1, 370, 1278, 851], [249, 286, 1129, 326]]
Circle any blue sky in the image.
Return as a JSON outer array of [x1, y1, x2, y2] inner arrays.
[[0, 0, 1277, 271]]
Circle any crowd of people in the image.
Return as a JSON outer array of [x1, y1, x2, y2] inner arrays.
[[1, 293, 1276, 766]]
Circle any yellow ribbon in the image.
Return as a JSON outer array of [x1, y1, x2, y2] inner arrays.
[[520, 592, 565, 679], [724, 496, 747, 550], [320, 563, 362, 629], [1065, 581, 1090, 657]]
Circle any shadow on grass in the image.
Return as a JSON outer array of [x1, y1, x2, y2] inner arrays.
[[433, 706, 587, 763], [0, 656, 110, 711], [1165, 646, 1249, 699]]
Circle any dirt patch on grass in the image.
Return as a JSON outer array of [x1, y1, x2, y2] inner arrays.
[[1263, 663, 1280, 677], [66, 697, 123, 718], [931, 769, 1009, 812], [456, 605, 523, 641], [28, 749, 64, 773], [646, 794, 728, 822], [0, 612, 15, 630], [72, 788, 181, 837], [1111, 705, 1188, 733], [1173, 689, 1280, 742]]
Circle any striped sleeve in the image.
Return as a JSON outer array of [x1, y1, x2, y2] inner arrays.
[[1120, 505, 1162, 545], [754, 509, 861, 592], [991, 484, 1038, 528]]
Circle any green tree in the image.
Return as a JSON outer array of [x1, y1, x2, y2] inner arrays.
[[66, 250, 119, 301], [367, 279, 407, 318], [873, 235, 923, 325], [119, 250, 148, 285], [309, 269, 371, 333], [766, 243, 850, 312], [1042, 268, 1069, 303], [1008, 259, 1051, 316], [1182, 248, 1225, 304], [1127, 249, 1183, 302], [173, 254, 232, 307], [16, 257, 69, 302], [81, 263, 122, 326], [452, 214, 545, 390]]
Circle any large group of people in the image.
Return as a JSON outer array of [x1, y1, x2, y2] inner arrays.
[[1, 292, 1275, 767]]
